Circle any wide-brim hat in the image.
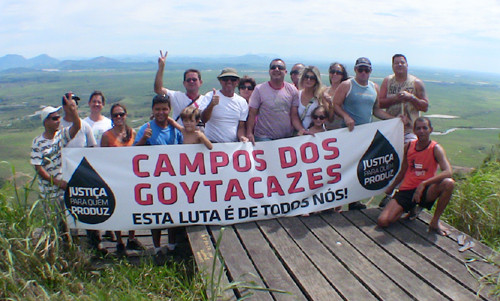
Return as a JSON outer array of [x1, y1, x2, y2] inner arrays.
[[217, 67, 240, 79]]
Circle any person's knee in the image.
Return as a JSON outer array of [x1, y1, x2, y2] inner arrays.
[[442, 178, 455, 191]]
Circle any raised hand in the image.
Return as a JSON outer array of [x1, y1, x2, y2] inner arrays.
[[158, 50, 168, 68], [211, 88, 219, 106], [144, 122, 153, 139]]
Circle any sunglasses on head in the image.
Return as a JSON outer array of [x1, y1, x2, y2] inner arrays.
[[49, 115, 61, 121], [270, 64, 286, 71], [112, 112, 126, 118], [221, 77, 238, 82], [239, 85, 254, 90], [357, 67, 371, 73], [185, 77, 198, 83], [330, 70, 343, 75], [304, 74, 317, 81]]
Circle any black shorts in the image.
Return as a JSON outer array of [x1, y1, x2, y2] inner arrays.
[[394, 187, 435, 212]]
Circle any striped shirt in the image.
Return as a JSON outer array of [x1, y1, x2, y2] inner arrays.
[[30, 128, 71, 200]]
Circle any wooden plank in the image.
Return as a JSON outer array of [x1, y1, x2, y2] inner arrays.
[[320, 211, 443, 301], [279, 216, 379, 300], [419, 211, 500, 264], [257, 218, 344, 301], [186, 225, 236, 301], [360, 209, 488, 301], [234, 222, 307, 300], [210, 225, 274, 300]]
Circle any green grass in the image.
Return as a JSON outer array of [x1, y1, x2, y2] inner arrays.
[[0, 171, 203, 300], [441, 147, 500, 251], [432, 131, 500, 167]]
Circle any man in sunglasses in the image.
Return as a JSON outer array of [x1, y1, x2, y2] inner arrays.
[[30, 94, 81, 239], [333, 57, 395, 210], [379, 54, 429, 144], [199, 67, 249, 143], [247, 58, 304, 143], [154, 50, 204, 125], [290, 63, 305, 89]]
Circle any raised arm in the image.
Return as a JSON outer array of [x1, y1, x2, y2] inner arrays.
[[62, 93, 81, 139], [154, 50, 169, 95]]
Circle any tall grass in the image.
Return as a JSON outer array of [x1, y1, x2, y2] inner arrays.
[[0, 162, 205, 300], [441, 142, 500, 251]]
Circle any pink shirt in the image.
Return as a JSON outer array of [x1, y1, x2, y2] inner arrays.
[[249, 81, 299, 140]]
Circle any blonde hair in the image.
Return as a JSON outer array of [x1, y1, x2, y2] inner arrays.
[[298, 66, 324, 100], [180, 106, 201, 121]]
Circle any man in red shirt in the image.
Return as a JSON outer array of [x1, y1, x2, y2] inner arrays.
[[377, 117, 454, 235]]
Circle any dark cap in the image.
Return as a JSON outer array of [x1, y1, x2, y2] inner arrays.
[[355, 57, 372, 68], [62, 92, 80, 106]]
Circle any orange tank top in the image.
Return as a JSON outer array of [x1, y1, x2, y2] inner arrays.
[[102, 129, 135, 147], [400, 140, 438, 190]]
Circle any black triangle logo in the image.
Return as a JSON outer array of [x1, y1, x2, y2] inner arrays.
[[357, 130, 400, 190], [64, 157, 115, 224]]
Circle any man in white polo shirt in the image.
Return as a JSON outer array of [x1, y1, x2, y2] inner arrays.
[[154, 50, 204, 125]]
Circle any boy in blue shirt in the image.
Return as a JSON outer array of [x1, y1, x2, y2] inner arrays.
[[135, 95, 183, 260]]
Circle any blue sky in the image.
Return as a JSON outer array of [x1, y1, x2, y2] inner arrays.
[[1, 0, 499, 73]]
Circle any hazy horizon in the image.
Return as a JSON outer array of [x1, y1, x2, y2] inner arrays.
[[1, 0, 499, 74]]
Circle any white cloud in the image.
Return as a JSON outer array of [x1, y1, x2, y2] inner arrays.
[[1, 0, 499, 71]]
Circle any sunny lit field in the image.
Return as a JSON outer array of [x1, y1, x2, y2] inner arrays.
[[1, 66, 498, 182], [1, 64, 499, 300]]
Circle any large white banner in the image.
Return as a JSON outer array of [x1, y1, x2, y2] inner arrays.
[[62, 119, 403, 230]]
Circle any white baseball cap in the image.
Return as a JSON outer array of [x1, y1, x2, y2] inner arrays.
[[40, 106, 62, 122]]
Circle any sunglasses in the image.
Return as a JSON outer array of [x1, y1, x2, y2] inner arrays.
[[290, 70, 300, 75], [185, 77, 198, 83], [312, 114, 326, 120], [112, 112, 126, 118], [239, 85, 254, 90], [330, 70, 343, 75], [357, 67, 371, 73], [304, 74, 317, 81], [270, 64, 286, 71], [221, 77, 239, 82], [49, 115, 61, 121]]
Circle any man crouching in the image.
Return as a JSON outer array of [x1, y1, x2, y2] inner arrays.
[[377, 117, 454, 235]]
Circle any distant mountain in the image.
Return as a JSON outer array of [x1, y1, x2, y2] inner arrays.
[[0, 54, 27, 69], [0, 53, 274, 72], [27, 54, 60, 68]]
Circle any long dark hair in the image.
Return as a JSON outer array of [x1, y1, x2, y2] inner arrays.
[[110, 103, 133, 143]]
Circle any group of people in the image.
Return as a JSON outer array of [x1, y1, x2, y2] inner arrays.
[[30, 52, 455, 260]]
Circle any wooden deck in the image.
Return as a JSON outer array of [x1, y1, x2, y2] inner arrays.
[[187, 208, 499, 301]]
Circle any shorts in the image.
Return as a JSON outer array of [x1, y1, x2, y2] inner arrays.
[[394, 187, 435, 212]]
